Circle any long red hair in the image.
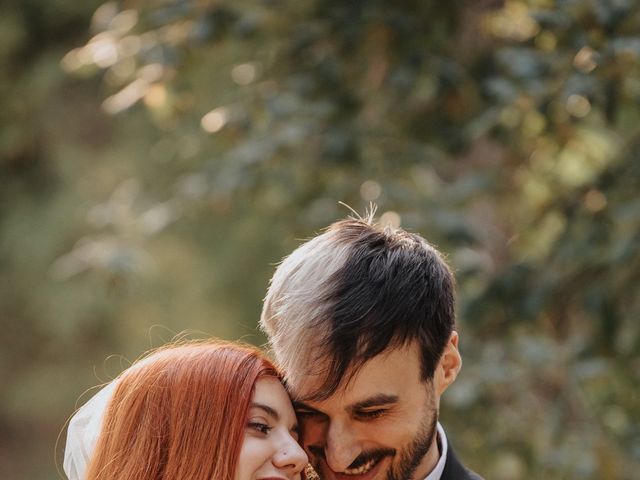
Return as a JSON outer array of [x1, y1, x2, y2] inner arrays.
[[85, 340, 280, 480]]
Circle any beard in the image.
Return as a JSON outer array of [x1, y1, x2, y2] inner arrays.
[[309, 406, 439, 480], [385, 409, 438, 480], [306, 397, 439, 480]]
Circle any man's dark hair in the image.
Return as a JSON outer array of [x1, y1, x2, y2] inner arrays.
[[311, 219, 456, 399], [260, 216, 456, 400]]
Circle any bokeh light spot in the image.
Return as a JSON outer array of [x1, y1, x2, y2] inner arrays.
[[201, 107, 229, 133], [380, 211, 401, 228], [360, 180, 382, 201], [109, 9, 139, 34], [574, 46, 597, 73], [584, 189, 607, 213], [566, 94, 591, 118], [231, 63, 257, 85], [102, 78, 148, 114], [144, 84, 168, 109]]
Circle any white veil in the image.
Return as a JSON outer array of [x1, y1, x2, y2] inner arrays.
[[63, 380, 118, 480]]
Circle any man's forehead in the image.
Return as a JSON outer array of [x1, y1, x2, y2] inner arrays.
[[286, 341, 424, 403], [287, 374, 326, 402]]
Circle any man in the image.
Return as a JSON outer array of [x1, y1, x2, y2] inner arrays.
[[260, 214, 482, 480]]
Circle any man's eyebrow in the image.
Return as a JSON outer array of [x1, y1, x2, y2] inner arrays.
[[349, 394, 399, 411], [250, 402, 280, 421]]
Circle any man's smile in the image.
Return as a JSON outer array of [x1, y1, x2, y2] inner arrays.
[[342, 457, 377, 475], [323, 457, 387, 480], [314, 449, 394, 480]]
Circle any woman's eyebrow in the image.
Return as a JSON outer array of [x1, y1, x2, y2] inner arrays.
[[252, 402, 299, 432], [250, 402, 279, 421], [349, 394, 399, 411]]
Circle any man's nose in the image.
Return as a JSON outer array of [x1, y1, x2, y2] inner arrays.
[[324, 421, 361, 472], [273, 435, 308, 475]]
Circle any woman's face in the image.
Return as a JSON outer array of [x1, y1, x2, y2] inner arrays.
[[235, 377, 308, 480]]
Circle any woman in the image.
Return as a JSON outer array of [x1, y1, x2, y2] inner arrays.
[[64, 340, 308, 480]]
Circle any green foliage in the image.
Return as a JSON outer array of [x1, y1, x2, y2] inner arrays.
[[1, 0, 639, 478]]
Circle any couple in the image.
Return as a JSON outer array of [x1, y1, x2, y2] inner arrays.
[[65, 216, 482, 480]]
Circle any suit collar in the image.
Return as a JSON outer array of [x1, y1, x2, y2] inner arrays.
[[440, 435, 482, 480]]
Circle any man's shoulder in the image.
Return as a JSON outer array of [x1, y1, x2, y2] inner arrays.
[[442, 442, 483, 480], [463, 468, 484, 480]]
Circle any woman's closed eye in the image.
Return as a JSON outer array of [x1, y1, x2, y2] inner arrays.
[[248, 421, 273, 435]]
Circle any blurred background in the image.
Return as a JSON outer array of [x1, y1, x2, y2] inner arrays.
[[1, 0, 639, 478]]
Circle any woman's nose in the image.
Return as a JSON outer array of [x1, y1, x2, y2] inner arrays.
[[272, 435, 309, 474]]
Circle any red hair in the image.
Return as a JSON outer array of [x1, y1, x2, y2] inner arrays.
[[85, 341, 280, 480]]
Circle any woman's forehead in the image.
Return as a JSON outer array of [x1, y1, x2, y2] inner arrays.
[[252, 377, 297, 421]]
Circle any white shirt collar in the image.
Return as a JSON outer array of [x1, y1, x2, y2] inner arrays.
[[423, 422, 448, 480]]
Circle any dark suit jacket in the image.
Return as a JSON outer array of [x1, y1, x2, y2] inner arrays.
[[442, 442, 483, 480]]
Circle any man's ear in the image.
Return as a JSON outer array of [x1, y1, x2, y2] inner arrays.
[[434, 331, 462, 397]]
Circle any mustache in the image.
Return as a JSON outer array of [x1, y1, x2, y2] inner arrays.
[[309, 446, 396, 469]]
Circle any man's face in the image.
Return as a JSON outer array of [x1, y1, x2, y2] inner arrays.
[[291, 342, 440, 480]]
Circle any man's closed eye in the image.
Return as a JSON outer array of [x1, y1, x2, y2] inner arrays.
[[355, 409, 387, 420]]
